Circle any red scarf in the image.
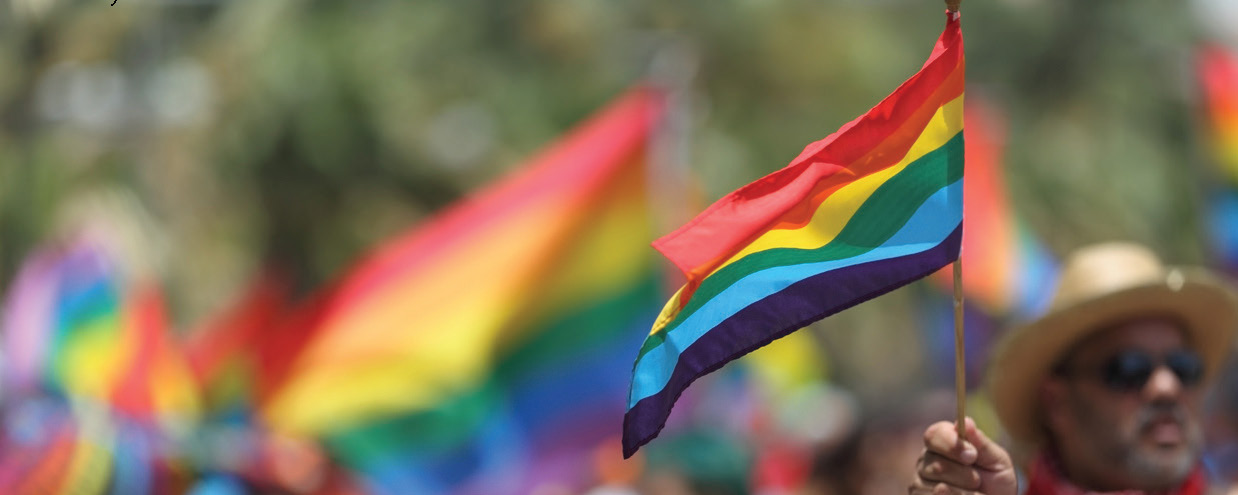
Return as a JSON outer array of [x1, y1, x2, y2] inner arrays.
[[1025, 454, 1207, 495]]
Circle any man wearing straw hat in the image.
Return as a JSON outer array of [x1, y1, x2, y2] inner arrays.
[[910, 242, 1238, 494]]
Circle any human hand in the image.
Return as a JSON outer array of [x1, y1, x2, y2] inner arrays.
[[909, 417, 1017, 495]]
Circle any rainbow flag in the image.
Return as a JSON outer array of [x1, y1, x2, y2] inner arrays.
[[0, 238, 201, 494], [262, 88, 668, 492], [1198, 44, 1238, 270], [624, 14, 965, 457], [1200, 44, 1238, 185], [2, 239, 200, 427]]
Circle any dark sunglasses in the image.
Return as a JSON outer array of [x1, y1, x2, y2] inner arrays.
[[1058, 349, 1205, 392]]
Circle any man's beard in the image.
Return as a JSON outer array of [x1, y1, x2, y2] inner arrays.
[[1079, 399, 1202, 489], [1123, 402, 1201, 487]]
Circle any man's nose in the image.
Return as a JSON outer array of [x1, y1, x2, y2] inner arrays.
[[1143, 365, 1184, 399]]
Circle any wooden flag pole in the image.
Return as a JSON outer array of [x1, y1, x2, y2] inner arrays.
[[953, 258, 966, 436], [946, 0, 964, 438]]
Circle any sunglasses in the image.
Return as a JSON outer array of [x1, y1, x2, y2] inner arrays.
[[1057, 349, 1205, 392]]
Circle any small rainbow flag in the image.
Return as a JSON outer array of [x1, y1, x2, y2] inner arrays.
[[1200, 44, 1238, 185], [624, 14, 965, 457], [2, 239, 200, 428], [1198, 44, 1238, 271], [1, 238, 204, 494]]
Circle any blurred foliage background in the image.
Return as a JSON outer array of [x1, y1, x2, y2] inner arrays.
[[0, 0, 1234, 419]]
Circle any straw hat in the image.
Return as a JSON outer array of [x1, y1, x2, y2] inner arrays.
[[987, 242, 1238, 448]]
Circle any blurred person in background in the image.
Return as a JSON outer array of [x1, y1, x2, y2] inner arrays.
[[799, 422, 862, 495], [910, 242, 1238, 494], [854, 390, 959, 495], [637, 429, 752, 495]]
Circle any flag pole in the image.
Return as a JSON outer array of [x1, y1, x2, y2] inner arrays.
[[945, 0, 965, 439], [952, 259, 966, 436]]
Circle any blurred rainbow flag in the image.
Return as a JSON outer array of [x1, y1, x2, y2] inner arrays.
[[1200, 44, 1238, 185], [184, 275, 368, 492], [262, 88, 669, 493], [2, 239, 200, 427], [918, 95, 1057, 389], [0, 239, 201, 493], [1198, 44, 1238, 270], [931, 97, 1057, 319]]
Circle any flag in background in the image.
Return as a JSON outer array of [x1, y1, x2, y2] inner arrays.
[[180, 273, 367, 493], [624, 14, 965, 457], [261, 87, 670, 493], [931, 96, 1057, 320], [1, 238, 200, 429], [1198, 44, 1238, 271], [920, 95, 1057, 394], [1200, 44, 1238, 186], [0, 238, 202, 494]]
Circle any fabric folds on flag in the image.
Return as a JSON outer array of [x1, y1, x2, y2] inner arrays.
[[624, 15, 965, 457]]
